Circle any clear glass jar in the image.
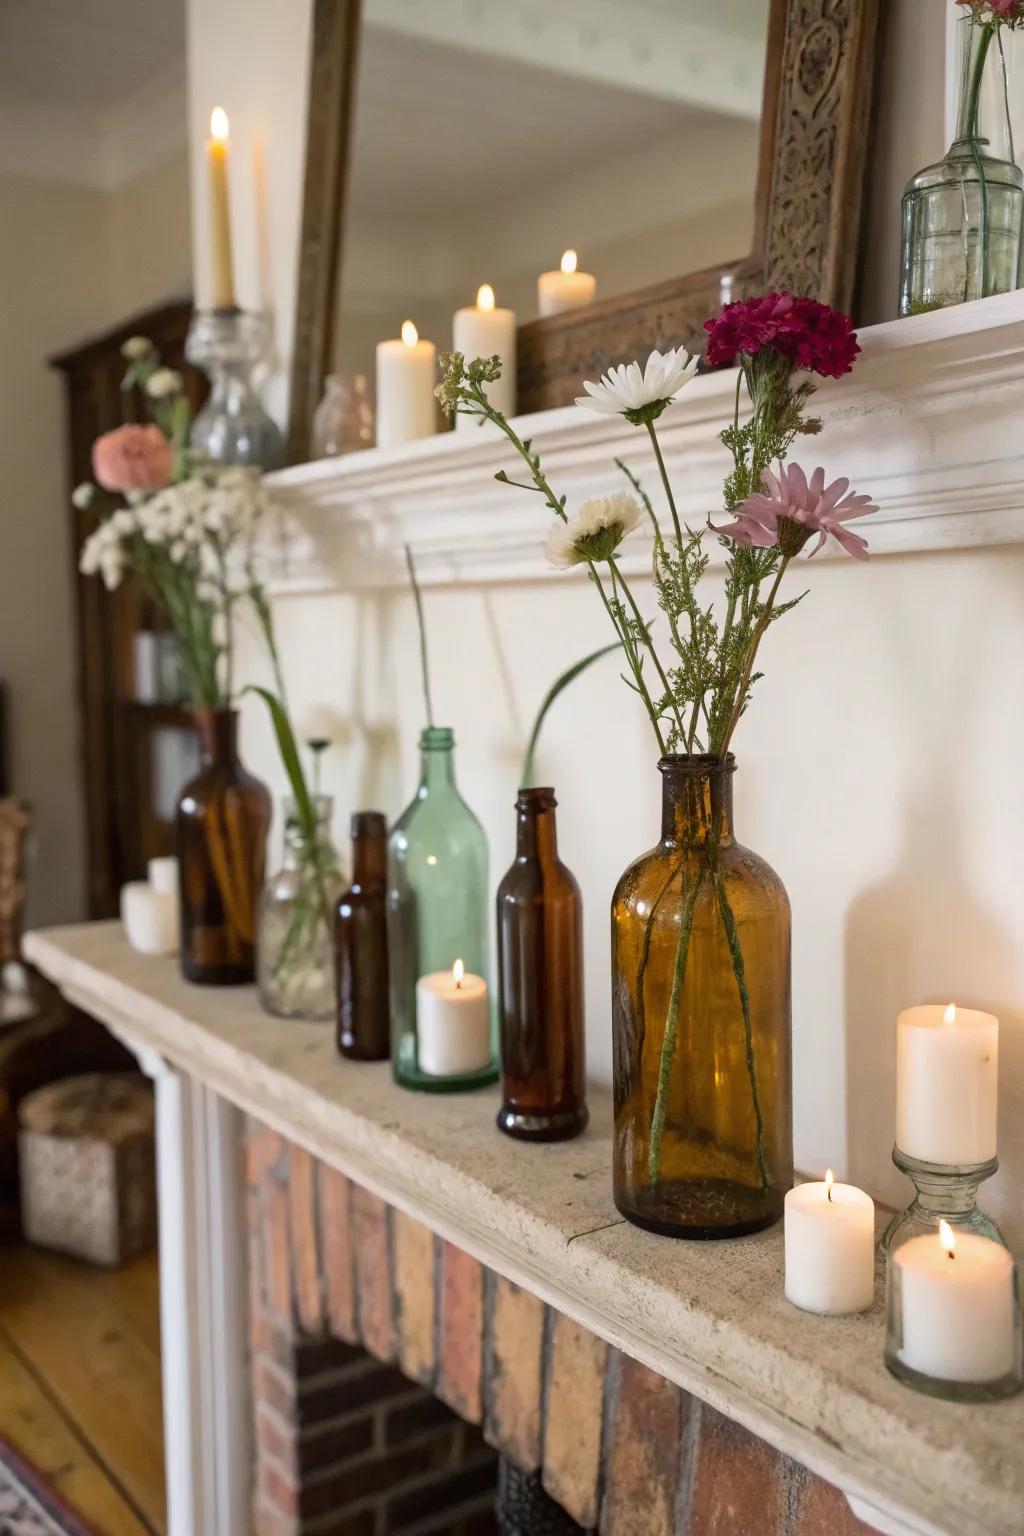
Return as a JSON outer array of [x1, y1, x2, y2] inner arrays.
[[387, 727, 496, 1091], [900, 13, 1024, 316], [257, 795, 345, 1020], [312, 374, 375, 457]]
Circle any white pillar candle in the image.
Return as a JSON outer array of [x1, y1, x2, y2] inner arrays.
[[897, 1003, 998, 1165], [892, 1221, 1017, 1384], [452, 285, 516, 430], [537, 250, 597, 318], [415, 960, 490, 1076], [784, 1171, 875, 1315], [148, 856, 179, 896], [121, 882, 180, 956], [375, 321, 437, 449]]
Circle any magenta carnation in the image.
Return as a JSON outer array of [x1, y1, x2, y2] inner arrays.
[[720, 464, 877, 561], [704, 292, 860, 379], [957, 0, 1024, 21]]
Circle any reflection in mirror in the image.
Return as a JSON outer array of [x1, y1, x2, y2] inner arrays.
[[330, 0, 771, 399]]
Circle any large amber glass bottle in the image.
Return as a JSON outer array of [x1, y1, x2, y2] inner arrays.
[[611, 756, 791, 1238], [177, 709, 271, 985], [496, 788, 587, 1141]]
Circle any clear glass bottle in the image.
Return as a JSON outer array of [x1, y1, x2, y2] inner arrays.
[[611, 756, 792, 1239], [387, 727, 496, 1091], [496, 788, 587, 1140], [336, 811, 391, 1060], [900, 12, 1023, 316], [257, 795, 345, 1020], [312, 374, 375, 457]]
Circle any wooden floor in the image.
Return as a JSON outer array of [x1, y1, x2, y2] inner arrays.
[[0, 1243, 166, 1535]]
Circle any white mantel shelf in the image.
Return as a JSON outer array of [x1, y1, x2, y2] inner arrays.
[[265, 293, 1024, 592], [25, 924, 1023, 1536]]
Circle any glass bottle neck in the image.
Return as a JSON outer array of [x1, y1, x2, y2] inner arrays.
[[418, 730, 457, 794], [195, 708, 238, 767], [514, 790, 559, 864], [352, 834, 387, 886], [660, 756, 735, 847], [955, 14, 1011, 153]]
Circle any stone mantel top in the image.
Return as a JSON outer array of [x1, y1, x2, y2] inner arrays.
[[25, 922, 1023, 1536]]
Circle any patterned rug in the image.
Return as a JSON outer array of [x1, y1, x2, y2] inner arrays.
[[0, 1437, 100, 1536]]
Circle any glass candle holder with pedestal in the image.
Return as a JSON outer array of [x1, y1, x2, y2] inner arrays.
[[186, 309, 284, 471], [881, 1145, 1006, 1256]]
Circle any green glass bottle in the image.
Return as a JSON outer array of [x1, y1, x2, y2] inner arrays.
[[387, 727, 496, 1091]]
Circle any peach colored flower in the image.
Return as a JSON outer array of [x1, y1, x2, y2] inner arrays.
[[92, 424, 173, 495]]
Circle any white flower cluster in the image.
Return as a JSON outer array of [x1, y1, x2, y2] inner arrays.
[[79, 468, 268, 594]]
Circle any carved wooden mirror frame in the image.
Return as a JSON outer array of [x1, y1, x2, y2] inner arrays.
[[287, 0, 880, 463]]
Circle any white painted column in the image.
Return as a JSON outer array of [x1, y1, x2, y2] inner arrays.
[[121, 1041, 251, 1536]]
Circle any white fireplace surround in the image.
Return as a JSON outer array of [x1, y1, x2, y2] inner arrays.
[[263, 294, 1024, 593]]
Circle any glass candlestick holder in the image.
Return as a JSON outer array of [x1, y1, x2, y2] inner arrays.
[[185, 308, 284, 470], [880, 1144, 1006, 1256], [885, 1217, 1022, 1403]]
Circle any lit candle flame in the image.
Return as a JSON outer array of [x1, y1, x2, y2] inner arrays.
[[210, 106, 230, 142], [943, 1002, 957, 1026], [453, 959, 464, 990], [560, 249, 578, 275], [401, 320, 419, 347], [939, 1219, 956, 1258], [825, 1168, 834, 1203], [477, 283, 495, 311]]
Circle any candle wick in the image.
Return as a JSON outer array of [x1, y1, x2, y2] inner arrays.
[[827, 1185, 832, 1203]]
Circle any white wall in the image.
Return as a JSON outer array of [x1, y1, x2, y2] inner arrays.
[[189, 2, 1024, 1248], [0, 151, 191, 927]]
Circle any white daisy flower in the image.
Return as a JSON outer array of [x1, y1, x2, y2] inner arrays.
[[576, 346, 698, 424], [72, 482, 95, 510], [544, 493, 643, 568], [146, 367, 183, 398], [121, 336, 153, 361]]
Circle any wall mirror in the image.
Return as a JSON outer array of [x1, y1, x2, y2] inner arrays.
[[288, 0, 880, 461]]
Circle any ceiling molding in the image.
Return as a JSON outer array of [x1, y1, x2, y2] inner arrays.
[[263, 294, 1024, 593]]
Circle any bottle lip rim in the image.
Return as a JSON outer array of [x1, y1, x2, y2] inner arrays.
[[516, 785, 557, 808], [419, 726, 455, 749], [659, 752, 736, 774], [351, 810, 387, 836]]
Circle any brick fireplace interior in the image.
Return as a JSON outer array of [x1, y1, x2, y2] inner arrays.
[[246, 1122, 878, 1536]]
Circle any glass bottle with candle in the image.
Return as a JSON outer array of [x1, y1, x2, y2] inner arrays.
[[336, 811, 391, 1060], [387, 727, 496, 1091], [177, 708, 272, 985], [611, 755, 792, 1238], [496, 787, 587, 1140]]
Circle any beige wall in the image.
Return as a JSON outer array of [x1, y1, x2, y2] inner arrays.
[[0, 151, 191, 927]]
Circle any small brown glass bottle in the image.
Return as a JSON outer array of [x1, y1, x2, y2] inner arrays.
[[496, 787, 587, 1140], [336, 812, 390, 1061]]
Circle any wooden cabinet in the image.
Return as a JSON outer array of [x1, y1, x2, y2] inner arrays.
[[51, 301, 206, 918]]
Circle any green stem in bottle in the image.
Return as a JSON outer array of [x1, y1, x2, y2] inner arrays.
[[404, 543, 435, 729], [712, 867, 770, 1190]]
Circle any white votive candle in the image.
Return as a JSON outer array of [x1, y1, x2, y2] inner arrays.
[[452, 284, 516, 429], [897, 1003, 998, 1165], [784, 1171, 875, 1315], [415, 960, 490, 1076], [537, 250, 596, 318], [892, 1222, 1017, 1384], [147, 856, 179, 896], [375, 321, 437, 448], [121, 882, 179, 956]]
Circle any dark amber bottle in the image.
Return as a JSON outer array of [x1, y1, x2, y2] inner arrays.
[[496, 788, 587, 1141], [336, 812, 390, 1061], [611, 756, 791, 1239], [176, 708, 271, 986]]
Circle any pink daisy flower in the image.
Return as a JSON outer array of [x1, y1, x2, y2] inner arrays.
[[720, 464, 877, 560]]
